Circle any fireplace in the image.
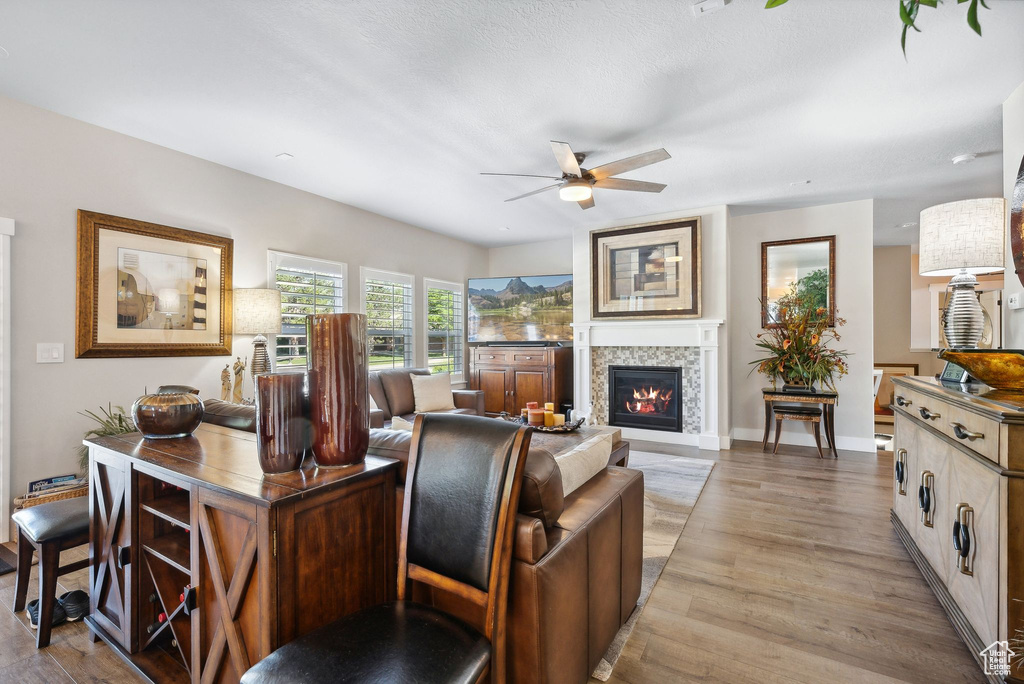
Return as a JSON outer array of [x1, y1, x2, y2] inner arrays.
[[607, 365, 683, 432]]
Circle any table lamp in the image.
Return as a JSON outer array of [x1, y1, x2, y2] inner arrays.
[[233, 288, 283, 379], [918, 198, 1006, 348]]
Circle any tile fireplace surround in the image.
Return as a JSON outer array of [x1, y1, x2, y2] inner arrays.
[[573, 319, 725, 449]]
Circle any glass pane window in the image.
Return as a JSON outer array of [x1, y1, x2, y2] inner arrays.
[[425, 280, 463, 379], [269, 252, 345, 369], [363, 269, 414, 370]]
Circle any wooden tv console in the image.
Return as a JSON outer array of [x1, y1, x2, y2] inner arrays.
[[891, 376, 1024, 683], [84, 423, 398, 683], [469, 344, 572, 417]]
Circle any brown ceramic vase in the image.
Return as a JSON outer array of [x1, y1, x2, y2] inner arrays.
[[255, 373, 309, 474], [131, 392, 205, 439], [306, 313, 370, 467]]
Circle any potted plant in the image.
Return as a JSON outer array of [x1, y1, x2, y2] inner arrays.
[[77, 404, 137, 472], [751, 292, 850, 392]]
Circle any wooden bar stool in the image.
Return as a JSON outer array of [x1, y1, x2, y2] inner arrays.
[[12, 496, 90, 647], [772, 405, 826, 459]]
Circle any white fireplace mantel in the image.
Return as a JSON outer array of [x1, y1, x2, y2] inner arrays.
[[572, 318, 726, 450]]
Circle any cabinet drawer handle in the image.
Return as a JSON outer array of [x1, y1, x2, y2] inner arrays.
[[918, 470, 934, 527], [523, 356, 532, 360], [949, 422, 984, 441], [919, 407, 940, 421], [488, 355, 495, 359], [954, 503, 974, 575], [896, 395, 912, 407], [116, 545, 131, 569], [892, 448, 909, 491]]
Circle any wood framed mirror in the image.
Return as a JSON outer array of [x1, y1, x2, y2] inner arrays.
[[761, 235, 836, 328]]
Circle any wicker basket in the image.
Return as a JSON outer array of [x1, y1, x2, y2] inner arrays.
[[13, 484, 88, 511]]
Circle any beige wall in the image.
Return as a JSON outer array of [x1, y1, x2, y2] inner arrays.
[[875, 246, 944, 378], [729, 200, 875, 452], [1005, 81, 1024, 348], [0, 96, 489, 508], [487, 237, 573, 277]]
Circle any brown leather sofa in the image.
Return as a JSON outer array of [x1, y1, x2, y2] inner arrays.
[[202, 396, 642, 684], [368, 367, 484, 428]]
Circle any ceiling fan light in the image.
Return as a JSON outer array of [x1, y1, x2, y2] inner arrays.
[[559, 181, 592, 202]]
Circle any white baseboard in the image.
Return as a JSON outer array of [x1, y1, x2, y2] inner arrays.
[[615, 427, 729, 451], [730, 427, 877, 454]]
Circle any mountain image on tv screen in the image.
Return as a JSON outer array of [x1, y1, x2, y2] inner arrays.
[[468, 275, 573, 342]]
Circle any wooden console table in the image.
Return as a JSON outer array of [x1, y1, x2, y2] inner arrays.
[[761, 387, 838, 458], [84, 423, 398, 683]]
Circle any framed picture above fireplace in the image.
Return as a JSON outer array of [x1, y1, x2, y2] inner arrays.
[[591, 217, 701, 319]]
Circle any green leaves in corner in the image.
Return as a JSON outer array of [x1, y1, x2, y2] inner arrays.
[[767, 0, 990, 57], [959, 0, 991, 37]]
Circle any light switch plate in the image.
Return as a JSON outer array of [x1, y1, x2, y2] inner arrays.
[[36, 342, 64, 363], [1009, 293, 1022, 310]]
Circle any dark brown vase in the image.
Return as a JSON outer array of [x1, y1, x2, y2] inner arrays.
[[131, 392, 204, 439], [255, 373, 309, 474], [307, 313, 369, 467]]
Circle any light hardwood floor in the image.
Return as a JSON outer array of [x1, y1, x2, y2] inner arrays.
[[605, 439, 984, 684], [1, 440, 983, 683]]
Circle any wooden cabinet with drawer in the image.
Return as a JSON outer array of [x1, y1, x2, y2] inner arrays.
[[891, 376, 1024, 683], [470, 345, 572, 417]]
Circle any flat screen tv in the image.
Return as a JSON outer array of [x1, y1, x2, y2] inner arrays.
[[468, 275, 573, 343]]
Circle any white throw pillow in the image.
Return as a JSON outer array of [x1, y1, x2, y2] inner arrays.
[[369, 393, 379, 411], [554, 433, 612, 496], [391, 415, 415, 431], [411, 372, 456, 413]]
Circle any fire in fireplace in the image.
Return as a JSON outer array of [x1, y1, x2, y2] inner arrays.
[[608, 365, 683, 432]]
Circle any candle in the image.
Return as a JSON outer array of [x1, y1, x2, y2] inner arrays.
[[526, 401, 539, 409], [544, 411, 554, 427], [544, 402, 555, 412], [528, 409, 545, 426], [520, 408, 528, 418], [552, 413, 565, 426]]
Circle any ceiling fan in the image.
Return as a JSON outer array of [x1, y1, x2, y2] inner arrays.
[[482, 141, 671, 210]]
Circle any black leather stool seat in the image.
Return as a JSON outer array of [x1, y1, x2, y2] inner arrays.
[[241, 601, 490, 684], [11, 497, 88, 543], [773, 405, 822, 417]]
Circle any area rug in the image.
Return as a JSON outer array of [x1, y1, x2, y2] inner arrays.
[[591, 450, 715, 681]]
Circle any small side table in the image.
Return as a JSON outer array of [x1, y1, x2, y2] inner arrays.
[[761, 387, 838, 458]]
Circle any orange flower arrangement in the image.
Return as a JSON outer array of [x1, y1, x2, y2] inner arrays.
[[751, 293, 849, 391]]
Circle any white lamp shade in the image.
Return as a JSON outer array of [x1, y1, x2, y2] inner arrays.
[[918, 198, 1006, 276], [233, 288, 282, 334]]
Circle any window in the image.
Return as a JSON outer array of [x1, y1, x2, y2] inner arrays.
[[424, 279, 464, 381], [268, 251, 346, 369], [361, 267, 414, 371]]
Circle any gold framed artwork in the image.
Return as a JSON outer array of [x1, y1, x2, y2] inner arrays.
[[591, 217, 701, 319], [874, 363, 919, 425], [76, 210, 233, 358]]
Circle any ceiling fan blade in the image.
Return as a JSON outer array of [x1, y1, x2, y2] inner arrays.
[[593, 178, 667, 193], [505, 183, 562, 202], [550, 141, 582, 177], [588, 149, 671, 180], [481, 172, 563, 179], [578, 196, 595, 210]]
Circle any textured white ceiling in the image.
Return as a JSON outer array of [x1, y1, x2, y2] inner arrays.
[[1, 0, 1022, 247]]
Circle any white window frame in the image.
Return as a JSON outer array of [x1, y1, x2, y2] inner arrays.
[[0, 218, 13, 542], [423, 278, 465, 383], [360, 267, 415, 370], [268, 250, 347, 372]]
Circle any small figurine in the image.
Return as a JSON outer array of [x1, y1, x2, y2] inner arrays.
[[221, 364, 231, 401], [232, 356, 246, 404]]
